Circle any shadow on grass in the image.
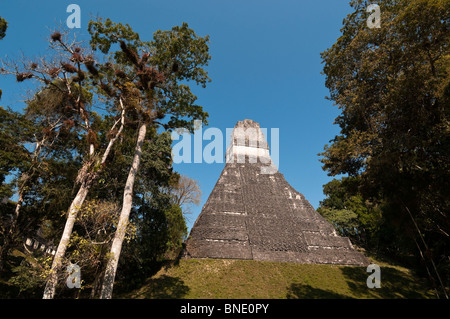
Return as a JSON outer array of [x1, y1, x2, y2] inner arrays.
[[131, 275, 190, 299], [286, 265, 435, 299], [340, 266, 434, 299], [286, 283, 349, 299]]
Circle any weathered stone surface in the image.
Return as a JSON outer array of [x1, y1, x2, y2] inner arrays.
[[183, 119, 368, 266]]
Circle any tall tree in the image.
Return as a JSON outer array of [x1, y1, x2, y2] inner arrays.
[[0, 29, 131, 298], [85, 18, 211, 298], [320, 0, 449, 297], [38, 32, 128, 299]]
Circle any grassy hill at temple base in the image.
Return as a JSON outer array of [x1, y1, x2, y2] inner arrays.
[[120, 257, 436, 299]]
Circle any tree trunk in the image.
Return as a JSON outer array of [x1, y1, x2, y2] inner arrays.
[[100, 122, 147, 299], [42, 182, 90, 299], [42, 106, 125, 299]]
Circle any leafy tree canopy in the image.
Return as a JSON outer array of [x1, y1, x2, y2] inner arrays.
[[319, 0, 450, 294]]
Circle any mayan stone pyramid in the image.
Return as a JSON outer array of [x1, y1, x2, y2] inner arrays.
[[184, 119, 368, 266]]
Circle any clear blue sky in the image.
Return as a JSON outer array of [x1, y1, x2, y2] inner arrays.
[[0, 0, 351, 231]]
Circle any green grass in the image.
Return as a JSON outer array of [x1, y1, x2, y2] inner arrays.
[[121, 257, 436, 299]]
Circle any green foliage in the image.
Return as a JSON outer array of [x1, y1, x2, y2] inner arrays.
[[8, 252, 52, 297], [320, 0, 450, 292], [0, 107, 33, 198], [150, 23, 211, 88], [318, 208, 359, 236], [321, 0, 450, 178], [88, 17, 141, 55], [139, 131, 175, 186], [88, 18, 210, 132], [318, 177, 388, 252], [0, 83, 85, 276], [137, 195, 186, 262], [164, 204, 188, 257]]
